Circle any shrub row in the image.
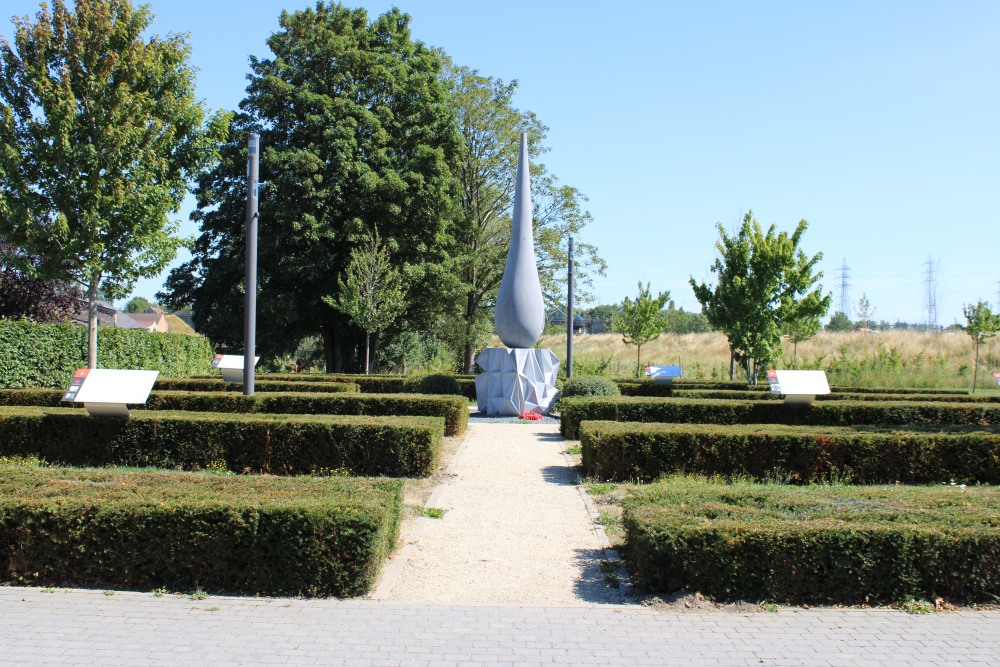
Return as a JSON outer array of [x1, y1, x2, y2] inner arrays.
[[0, 320, 213, 389], [0, 463, 402, 597], [622, 478, 1000, 604], [0, 407, 443, 477], [0, 389, 468, 436], [615, 380, 967, 397], [156, 378, 360, 394], [197, 372, 478, 399], [614, 387, 996, 404], [580, 420, 1000, 484], [560, 396, 1000, 439]]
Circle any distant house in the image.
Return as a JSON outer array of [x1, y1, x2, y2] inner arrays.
[[546, 309, 610, 335], [71, 301, 147, 330], [128, 309, 168, 333]]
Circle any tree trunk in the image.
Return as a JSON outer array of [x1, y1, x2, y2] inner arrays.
[[364, 331, 371, 375], [86, 279, 99, 369], [972, 342, 980, 393], [369, 332, 379, 374], [464, 343, 476, 375], [462, 291, 478, 374], [729, 350, 735, 381], [792, 341, 798, 369], [322, 325, 345, 373], [636, 345, 642, 379]]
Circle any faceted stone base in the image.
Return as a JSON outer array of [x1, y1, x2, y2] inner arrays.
[[475, 348, 560, 416]]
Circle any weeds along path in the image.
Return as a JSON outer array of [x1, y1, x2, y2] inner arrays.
[[372, 421, 629, 605]]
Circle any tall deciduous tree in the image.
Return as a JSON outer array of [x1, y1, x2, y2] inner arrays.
[[0, 0, 227, 367], [690, 212, 830, 383], [161, 4, 461, 372], [611, 281, 670, 378], [442, 61, 605, 373], [961, 300, 1000, 393], [324, 227, 406, 375]]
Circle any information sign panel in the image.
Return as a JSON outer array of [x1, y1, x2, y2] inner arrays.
[[645, 365, 682, 384], [994, 372, 1000, 387], [61, 368, 159, 417], [211, 354, 260, 384], [766, 370, 830, 406]]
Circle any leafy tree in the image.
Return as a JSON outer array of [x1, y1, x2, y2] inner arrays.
[[324, 227, 406, 375], [160, 4, 461, 372], [783, 313, 821, 368], [690, 212, 830, 383], [961, 301, 1000, 393], [124, 296, 156, 314], [855, 293, 876, 329], [441, 60, 605, 372], [0, 242, 83, 321], [826, 311, 853, 332], [662, 301, 710, 334], [585, 304, 621, 321], [0, 0, 226, 367], [611, 282, 670, 378]]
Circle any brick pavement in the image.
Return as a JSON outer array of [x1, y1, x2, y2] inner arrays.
[[2, 588, 997, 666]]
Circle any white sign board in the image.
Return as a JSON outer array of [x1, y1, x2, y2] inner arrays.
[[211, 354, 260, 384], [766, 370, 830, 406], [61, 368, 159, 417], [645, 365, 682, 384], [994, 372, 1000, 387]]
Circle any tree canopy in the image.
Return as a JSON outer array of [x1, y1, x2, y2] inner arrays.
[[161, 3, 461, 372], [690, 212, 830, 383], [612, 281, 670, 378], [962, 300, 1000, 393], [0, 0, 227, 366], [0, 242, 83, 321]]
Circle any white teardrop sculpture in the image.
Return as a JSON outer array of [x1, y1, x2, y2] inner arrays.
[[495, 132, 545, 349]]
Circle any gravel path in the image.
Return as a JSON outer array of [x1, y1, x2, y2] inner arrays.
[[373, 421, 629, 606]]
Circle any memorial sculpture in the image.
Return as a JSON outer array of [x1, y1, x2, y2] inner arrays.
[[475, 133, 560, 415]]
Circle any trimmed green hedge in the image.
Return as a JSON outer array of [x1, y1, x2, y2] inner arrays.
[[580, 421, 1000, 484], [156, 378, 361, 393], [0, 463, 402, 597], [615, 386, 997, 404], [615, 379, 968, 397], [200, 373, 479, 400], [0, 407, 443, 477], [559, 396, 1000, 439], [623, 478, 1000, 604], [0, 320, 213, 389], [0, 389, 468, 437]]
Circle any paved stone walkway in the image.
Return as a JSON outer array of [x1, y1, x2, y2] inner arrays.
[[2, 588, 998, 666]]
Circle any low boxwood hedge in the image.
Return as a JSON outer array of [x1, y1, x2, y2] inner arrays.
[[623, 478, 1000, 604], [0, 407, 443, 477], [613, 386, 997, 403], [0, 463, 402, 597], [156, 378, 360, 393], [580, 421, 1000, 484], [208, 373, 480, 400], [0, 389, 468, 436], [560, 396, 1000, 439], [615, 380, 968, 397]]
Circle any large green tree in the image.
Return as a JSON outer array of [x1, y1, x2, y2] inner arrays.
[[160, 4, 461, 372], [442, 61, 605, 372], [612, 281, 670, 378], [0, 0, 227, 367], [961, 300, 1000, 393], [690, 212, 830, 383]]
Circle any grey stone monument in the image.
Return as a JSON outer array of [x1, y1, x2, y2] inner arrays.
[[475, 133, 560, 415]]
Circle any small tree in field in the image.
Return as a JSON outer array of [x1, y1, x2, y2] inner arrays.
[[961, 301, 1000, 393], [611, 282, 670, 378], [324, 227, 407, 375]]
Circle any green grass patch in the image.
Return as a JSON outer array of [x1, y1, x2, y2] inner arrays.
[[0, 464, 402, 597], [580, 421, 1000, 484], [623, 477, 1000, 604], [0, 407, 443, 477]]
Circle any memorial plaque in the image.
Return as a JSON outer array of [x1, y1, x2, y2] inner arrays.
[[211, 354, 260, 384], [61, 368, 159, 417], [645, 365, 682, 384], [767, 370, 830, 406]]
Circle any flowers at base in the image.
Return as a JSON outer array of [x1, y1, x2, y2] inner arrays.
[[519, 411, 543, 421]]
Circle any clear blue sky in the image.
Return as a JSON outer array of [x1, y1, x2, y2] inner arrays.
[[5, 0, 999, 325]]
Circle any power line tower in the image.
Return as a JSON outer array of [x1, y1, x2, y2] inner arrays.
[[836, 259, 851, 315], [923, 256, 939, 332]]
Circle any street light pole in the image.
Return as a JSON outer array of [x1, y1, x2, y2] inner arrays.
[[244, 133, 259, 396]]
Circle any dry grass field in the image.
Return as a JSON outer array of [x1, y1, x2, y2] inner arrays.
[[537, 329, 1000, 391]]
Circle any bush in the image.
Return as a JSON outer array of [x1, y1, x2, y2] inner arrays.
[[405, 373, 463, 396], [0, 463, 402, 597], [210, 373, 478, 400], [0, 320, 213, 388], [561, 376, 621, 398], [0, 407, 444, 477], [156, 378, 360, 393], [623, 478, 1000, 604], [580, 421, 1000, 484], [559, 396, 1000, 439]]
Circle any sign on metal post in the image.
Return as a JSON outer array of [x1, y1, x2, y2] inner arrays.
[[767, 369, 831, 406], [61, 368, 159, 418], [645, 365, 682, 384], [244, 133, 260, 396], [211, 354, 261, 384]]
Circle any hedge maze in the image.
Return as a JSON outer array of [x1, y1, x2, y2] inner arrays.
[[572, 378, 1000, 605]]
